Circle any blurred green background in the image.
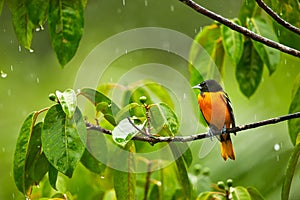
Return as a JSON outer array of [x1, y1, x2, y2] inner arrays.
[[0, 0, 299, 199]]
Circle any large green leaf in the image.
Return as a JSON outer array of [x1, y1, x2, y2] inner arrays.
[[246, 17, 280, 75], [221, 18, 244, 64], [149, 102, 179, 136], [282, 143, 300, 200], [56, 89, 77, 118], [288, 85, 300, 145], [8, 0, 35, 50], [13, 111, 38, 194], [25, 0, 49, 26], [42, 104, 86, 177], [48, 0, 84, 66], [232, 186, 251, 200], [113, 142, 136, 200], [189, 24, 225, 83], [169, 143, 192, 199], [80, 88, 120, 126], [112, 117, 145, 147], [236, 40, 263, 98]]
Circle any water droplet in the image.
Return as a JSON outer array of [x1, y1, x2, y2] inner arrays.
[[144, 0, 148, 6], [284, 59, 287, 64], [3, 28, 6, 33], [2, 147, 5, 152], [18, 45, 22, 52], [36, 77, 40, 84], [183, 93, 186, 99], [36, 184, 40, 188], [1, 70, 7, 78], [122, 0, 126, 6], [29, 49, 34, 53], [194, 28, 198, 33], [35, 27, 41, 32], [170, 5, 175, 12], [274, 143, 280, 151], [10, 65, 14, 71], [277, 29, 280, 36], [125, 49, 128, 54], [12, 193, 15, 199], [100, 175, 105, 179]]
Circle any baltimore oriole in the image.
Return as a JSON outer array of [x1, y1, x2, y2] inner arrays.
[[193, 79, 236, 161]]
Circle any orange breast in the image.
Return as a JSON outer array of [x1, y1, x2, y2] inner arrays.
[[198, 92, 232, 130]]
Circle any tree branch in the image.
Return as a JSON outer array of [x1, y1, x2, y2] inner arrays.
[[178, 0, 300, 58], [86, 112, 300, 145], [255, 0, 300, 35]]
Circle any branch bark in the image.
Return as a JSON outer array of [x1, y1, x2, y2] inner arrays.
[[255, 0, 300, 35], [178, 0, 300, 58], [86, 112, 300, 145]]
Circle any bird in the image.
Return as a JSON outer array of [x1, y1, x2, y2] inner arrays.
[[193, 79, 236, 160]]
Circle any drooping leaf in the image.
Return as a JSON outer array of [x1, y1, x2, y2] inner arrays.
[[238, 0, 261, 25], [48, 0, 84, 66], [42, 104, 86, 178], [8, 0, 35, 50], [113, 142, 136, 200], [189, 24, 225, 82], [13, 111, 38, 195], [221, 18, 244, 64], [247, 186, 265, 200], [56, 89, 77, 118], [149, 102, 179, 136], [112, 118, 145, 147], [25, 0, 49, 26], [246, 17, 280, 75], [79, 88, 120, 125], [232, 186, 251, 200], [288, 85, 300, 145], [169, 143, 192, 199], [282, 143, 300, 200], [236, 40, 263, 98]]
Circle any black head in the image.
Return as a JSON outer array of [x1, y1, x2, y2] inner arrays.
[[192, 79, 223, 92]]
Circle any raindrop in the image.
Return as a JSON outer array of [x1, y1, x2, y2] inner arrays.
[[36, 184, 40, 188], [144, 0, 148, 6], [183, 93, 186, 99], [194, 28, 197, 33], [29, 49, 34, 53], [125, 49, 128, 54], [18, 45, 22, 52], [274, 143, 280, 151], [277, 29, 280, 36], [170, 5, 175, 12], [35, 27, 41, 32], [12, 193, 15, 199], [284, 59, 287, 65], [2, 147, 5, 152], [36, 77, 40, 84], [10, 65, 14, 71], [40, 25, 45, 30], [1, 70, 7, 78], [122, 0, 126, 6], [100, 175, 105, 179]]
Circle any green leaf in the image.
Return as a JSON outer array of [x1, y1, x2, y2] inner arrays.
[[112, 118, 145, 147], [0, 0, 4, 16], [232, 186, 251, 200], [42, 104, 86, 177], [56, 89, 77, 118], [197, 192, 220, 200], [247, 186, 265, 200], [80, 148, 105, 174], [25, 0, 49, 26], [169, 143, 192, 199], [115, 103, 142, 123], [8, 0, 35, 49], [13, 111, 38, 195], [238, 0, 261, 25], [246, 17, 280, 75], [113, 142, 136, 200], [49, 164, 58, 190], [282, 143, 300, 200], [149, 102, 179, 136], [221, 18, 244, 64], [190, 24, 225, 82], [48, 0, 84, 66], [289, 78, 300, 145], [236, 40, 263, 98], [80, 88, 120, 125], [149, 184, 161, 200]]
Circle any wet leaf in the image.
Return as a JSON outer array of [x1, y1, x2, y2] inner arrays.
[[288, 85, 300, 145], [236, 40, 263, 98], [232, 186, 251, 200], [8, 0, 35, 49], [221, 18, 244, 64], [42, 104, 86, 178], [26, 0, 49, 26], [13, 111, 38, 194], [247, 17, 280, 75], [48, 0, 84, 66], [149, 102, 179, 136], [112, 118, 145, 147], [56, 89, 77, 118]]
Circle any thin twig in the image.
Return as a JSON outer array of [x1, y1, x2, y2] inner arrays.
[[86, 112, 300, 145], [255, 0, 300, 35], [178, 0, 300, 57]]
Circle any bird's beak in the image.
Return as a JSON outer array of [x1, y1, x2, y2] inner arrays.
[[192, 85, 202, 90]]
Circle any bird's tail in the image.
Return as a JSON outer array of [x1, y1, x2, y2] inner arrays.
[[220, 134, 235, 161]]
